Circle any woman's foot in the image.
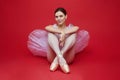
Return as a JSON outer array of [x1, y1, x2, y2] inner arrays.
[[50, 57, 59, 71], [58, 56, 70, 73]]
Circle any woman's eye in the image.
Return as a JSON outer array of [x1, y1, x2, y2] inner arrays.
[[55, 16, 58, 18], [60, 15, 63, 17]]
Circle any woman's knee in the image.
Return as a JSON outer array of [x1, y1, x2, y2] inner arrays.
[[78, 30, 89, 37], [48, 33, 57, 40], [66, 33, 77, 45]]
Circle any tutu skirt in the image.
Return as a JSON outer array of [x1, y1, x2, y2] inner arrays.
[[27, 29, 90, 57]]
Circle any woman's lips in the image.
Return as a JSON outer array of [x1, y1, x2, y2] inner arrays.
[[58, 21, 62, 23]]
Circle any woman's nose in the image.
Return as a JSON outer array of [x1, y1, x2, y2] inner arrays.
[[57, 17, 61, 20]]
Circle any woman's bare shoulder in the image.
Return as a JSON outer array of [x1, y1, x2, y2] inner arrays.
[[72, 25, 79, 29], [45, 25, 53, 28], [45, 25, 55, 30]]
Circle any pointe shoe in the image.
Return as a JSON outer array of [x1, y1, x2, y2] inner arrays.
[[50, 62, 59, 71], [59, 57, 70, 73], [60, 63, 70, 73]]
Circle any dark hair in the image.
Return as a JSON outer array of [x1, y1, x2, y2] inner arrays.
[[54, 7, 67, 16]]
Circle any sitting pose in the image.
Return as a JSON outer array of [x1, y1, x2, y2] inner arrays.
[[27, 7, 90, 73]]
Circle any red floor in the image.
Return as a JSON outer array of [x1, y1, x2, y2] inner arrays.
[[0, 0, 120, 80]]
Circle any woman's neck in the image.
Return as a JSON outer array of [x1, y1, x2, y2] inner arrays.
[[57, 23, 66, 30]]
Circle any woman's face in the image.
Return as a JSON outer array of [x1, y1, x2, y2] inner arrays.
[[55, 11, 67, 26]]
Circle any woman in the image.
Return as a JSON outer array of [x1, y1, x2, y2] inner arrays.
[[27, 7, 90, 74]]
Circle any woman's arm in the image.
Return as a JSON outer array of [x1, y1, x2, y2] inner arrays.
[[64, 26, 79, 34], [45, 25, 61, 33]]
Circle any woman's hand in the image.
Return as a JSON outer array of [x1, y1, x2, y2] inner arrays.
[[59, 40, 65, 47], [59, 31, 66, 47], [59, 31, 65, 41]]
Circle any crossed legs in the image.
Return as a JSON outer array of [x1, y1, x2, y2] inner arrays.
[[47, 33, 76, 73]]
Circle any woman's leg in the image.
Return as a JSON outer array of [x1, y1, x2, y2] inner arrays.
[[47, 45, 56, 63], [47, 45, 59, 71], [48, 33, 66, 71], [48, 33, 71, 73], [47, 33, 62, 57], [63, 46, 75, 64], [51, 33, 77, 73], [53, 45, 76, 65], [61, 33, 77, 64], [60, 30, 89, 64]]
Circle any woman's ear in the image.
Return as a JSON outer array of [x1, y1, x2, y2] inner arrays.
[[65, 15, 68, 19]]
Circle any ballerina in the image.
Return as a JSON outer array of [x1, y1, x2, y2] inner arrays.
[[27, 7, 90, 73]]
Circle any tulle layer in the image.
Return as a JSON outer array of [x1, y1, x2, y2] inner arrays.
[[27, 29, 90, 57]]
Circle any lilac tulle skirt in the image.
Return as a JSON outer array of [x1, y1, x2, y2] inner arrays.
[[27, 29, 90, 57]]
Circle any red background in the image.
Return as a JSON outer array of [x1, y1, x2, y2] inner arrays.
[[0, 0, 120, 80]]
